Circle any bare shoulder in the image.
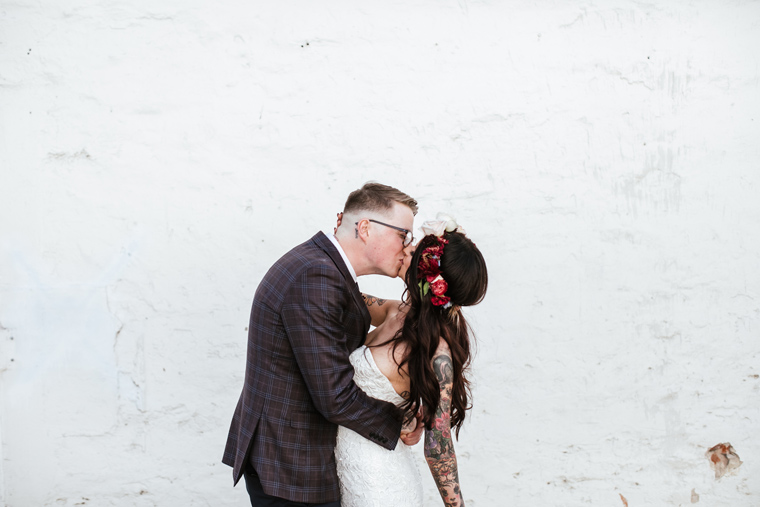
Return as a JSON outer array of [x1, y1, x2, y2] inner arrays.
[[434, 338, 451, 356], [431, 339, 453, 388], [362, 293, 403, 327]]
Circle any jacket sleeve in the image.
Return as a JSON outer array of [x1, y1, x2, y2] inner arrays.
[[281, 264, 403, 450]]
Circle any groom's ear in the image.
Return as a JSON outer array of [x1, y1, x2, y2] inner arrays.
[[355, 218, 371, 243]]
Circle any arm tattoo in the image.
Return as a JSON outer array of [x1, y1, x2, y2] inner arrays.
[[362, 294, 387, 307], [424, 352, 464, 507]]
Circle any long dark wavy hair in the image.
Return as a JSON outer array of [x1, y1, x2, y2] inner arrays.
[[388, 230, 488, 437]]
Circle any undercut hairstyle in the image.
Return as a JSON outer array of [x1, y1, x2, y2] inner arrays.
[[343, 182, 418, 216]]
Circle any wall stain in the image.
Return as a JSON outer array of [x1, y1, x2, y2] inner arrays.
[[706, 443, 742, 479]]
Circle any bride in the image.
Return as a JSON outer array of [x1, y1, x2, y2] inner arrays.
[[335, 215, 489, 507]]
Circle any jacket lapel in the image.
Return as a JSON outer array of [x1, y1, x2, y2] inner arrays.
[[312, 232, 371, 334]]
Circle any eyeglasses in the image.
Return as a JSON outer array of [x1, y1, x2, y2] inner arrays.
[[356, 219, 414, 247]]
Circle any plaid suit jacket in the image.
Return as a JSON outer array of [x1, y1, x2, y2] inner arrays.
[[223, 232, 404, 503]]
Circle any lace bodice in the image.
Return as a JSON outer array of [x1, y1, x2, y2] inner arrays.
[[350, 346, 406, 404], [335, 346, 423, 507]]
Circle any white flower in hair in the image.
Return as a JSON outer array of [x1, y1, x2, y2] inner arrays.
[[420, 212, 465, 237]]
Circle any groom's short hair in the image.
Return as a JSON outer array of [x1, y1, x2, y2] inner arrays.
[[343, 182, 418, 216]]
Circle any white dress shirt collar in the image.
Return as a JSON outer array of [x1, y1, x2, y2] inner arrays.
[[327, 233, 358, 283]]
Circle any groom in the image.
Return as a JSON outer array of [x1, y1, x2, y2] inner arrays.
[[223, 182, 421, 506]]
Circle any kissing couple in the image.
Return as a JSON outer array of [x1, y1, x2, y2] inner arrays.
[[223, 182, 488, 507]]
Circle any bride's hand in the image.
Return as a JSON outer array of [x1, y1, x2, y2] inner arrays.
[[399, 408, 424, 446], [333, 212, 343, 234]]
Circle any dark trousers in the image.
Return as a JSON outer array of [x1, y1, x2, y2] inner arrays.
[[243, 466, 341, 507]]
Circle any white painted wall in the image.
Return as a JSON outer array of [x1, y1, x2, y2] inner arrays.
[[1, 1, 759, 506]]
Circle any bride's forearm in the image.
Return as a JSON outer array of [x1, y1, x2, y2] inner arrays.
[[424, 350, 465, 507], [425, 435, 464, 507]]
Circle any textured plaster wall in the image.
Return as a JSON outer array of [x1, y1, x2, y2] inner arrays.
[[1, 1, 759, 506]]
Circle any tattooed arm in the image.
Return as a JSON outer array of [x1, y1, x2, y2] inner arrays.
[[424, 340, 464, 507], [361, 293, 400, 327]]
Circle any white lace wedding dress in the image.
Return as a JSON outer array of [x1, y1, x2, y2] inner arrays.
[[336, 346, 424, 507]]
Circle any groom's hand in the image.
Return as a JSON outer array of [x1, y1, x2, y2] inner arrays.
[[400, 409, 424, 446]]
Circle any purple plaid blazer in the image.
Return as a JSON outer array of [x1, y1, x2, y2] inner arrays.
[[222, 232, 403, 503]]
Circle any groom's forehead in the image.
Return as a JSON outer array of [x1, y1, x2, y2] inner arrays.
[[390, 203, 415, 227]]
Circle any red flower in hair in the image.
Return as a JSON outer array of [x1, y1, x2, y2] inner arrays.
[[417, 239, 448, 278], [431, 294, 451, 307], [428, 275, 448, 297], [416, 236, 452, 308], [417, 254, 440, 277]]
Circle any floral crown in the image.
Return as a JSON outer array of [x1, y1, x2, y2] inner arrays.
[[417, 213, 465, 309]]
